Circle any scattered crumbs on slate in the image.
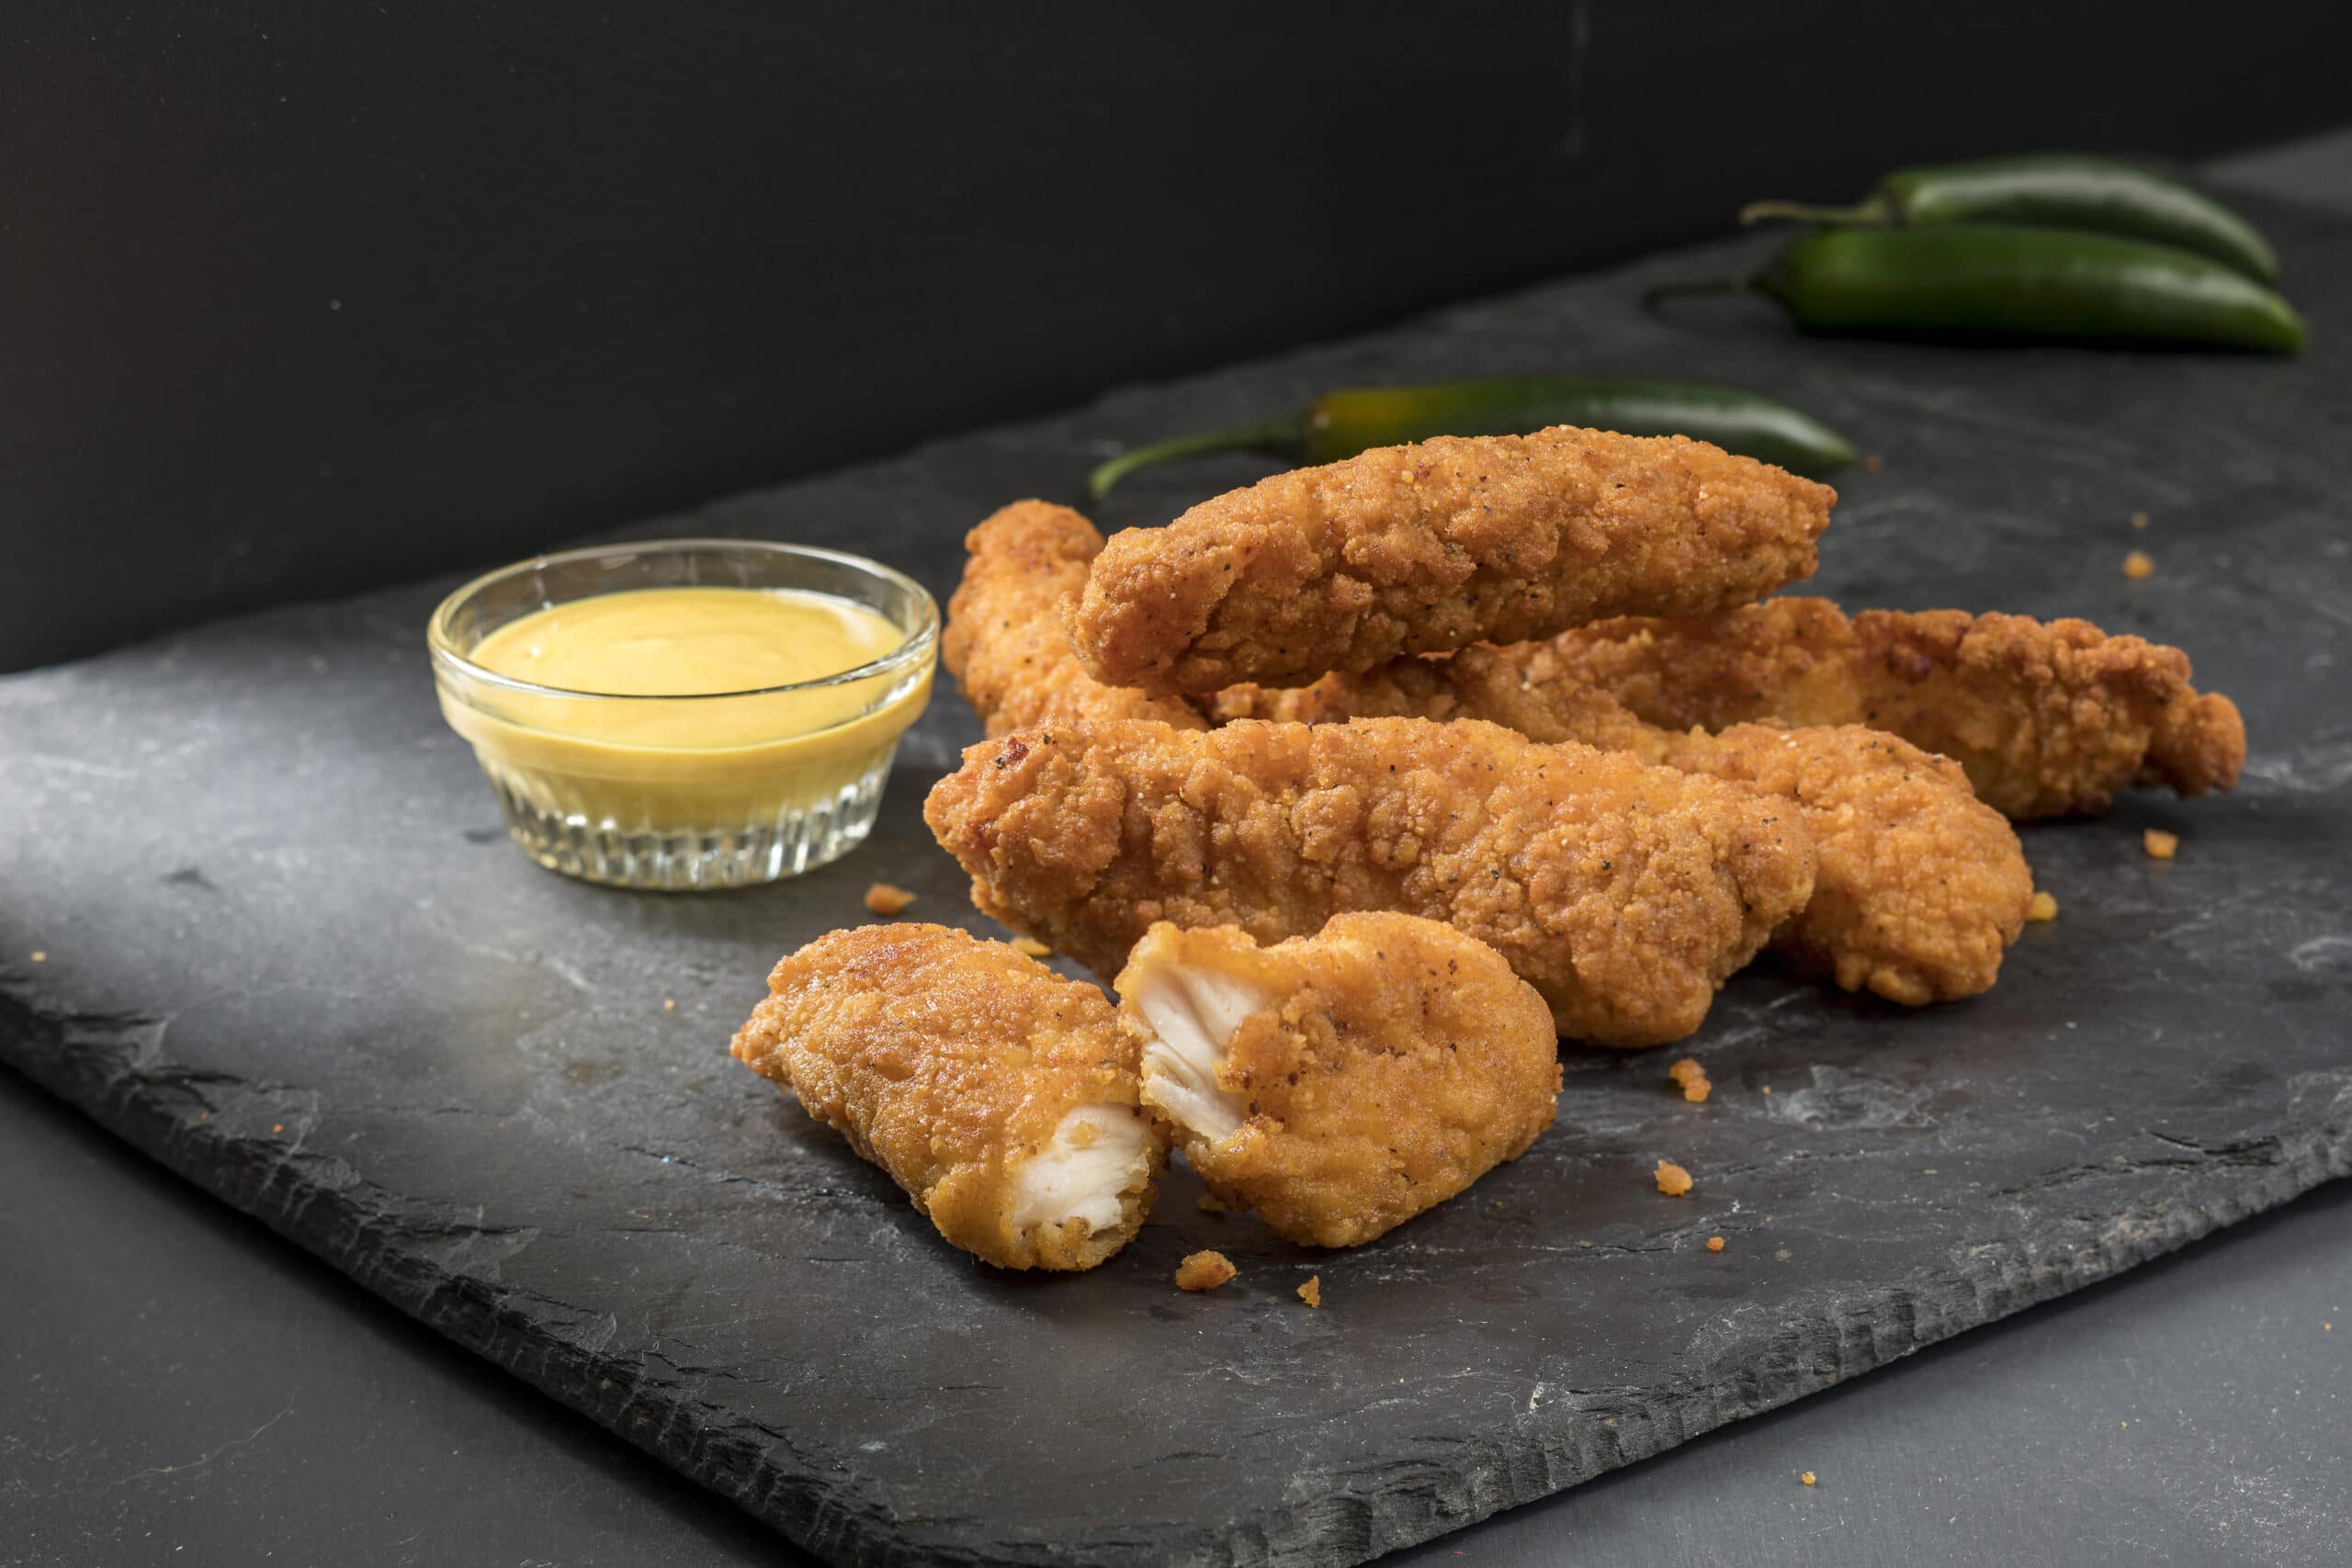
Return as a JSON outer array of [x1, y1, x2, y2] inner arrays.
[[862, 882, 918, 916], [28, 952, 44, 964], [1802, 1472, 1817, 1487]]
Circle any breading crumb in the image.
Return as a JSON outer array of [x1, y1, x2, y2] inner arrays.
[[1859, 455, 1883, 473], [1296, 1275, 1322, 1308], [1175, 1250, 1237, 1292], [862, 883, 917, 916], [1655, 1159, 1693, 1197], [1197, 1192, 1228, 1214], [1707, 1235, 1725, 1253], [1010, 936, 1053, 958], [1801, 1471, 1816, 1486], [1668, 1057, 1712, 1103], [28, 951, 45, 964], [2027, 889, 2059, 922], [662, 998, 676, 1011], [2131, 511, 2150, 530], [2143, 829, 2178, 861], [2123, 549, 2154, 580]]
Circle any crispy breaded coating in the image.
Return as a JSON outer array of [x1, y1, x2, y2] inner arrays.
[[922, 717, 1816, 1048], [1117, 914, 1560, 1247], [729, 924, 1165, 1270], [1232, 645, 2031, 1006], [1545, 598, 2245, 819], [1066, 426, 1835, 694], [1661, 723, 2030, 1004], [941, 501, 1207, 737], [1175, 1250, 1237, 1291]]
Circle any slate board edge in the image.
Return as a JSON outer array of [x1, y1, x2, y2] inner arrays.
[[9, 973, 2347, 1568]]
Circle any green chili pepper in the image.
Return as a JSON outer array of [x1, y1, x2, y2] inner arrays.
[[1648, 226, 2304, 353], [1086, 377, 1857, 499], [1741, 152, 2278, 284]]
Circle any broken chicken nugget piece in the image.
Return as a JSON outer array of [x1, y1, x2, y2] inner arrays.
[[1115, 913, 1561, 1248], [730, 924, 1166, 1270]]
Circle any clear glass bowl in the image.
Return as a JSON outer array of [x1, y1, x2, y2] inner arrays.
[[428, 539, 937, 891]]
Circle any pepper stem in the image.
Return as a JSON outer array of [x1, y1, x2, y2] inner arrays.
[[1640, 274, 1767, 313], [1737, 198, 1889, 227], [1086, 412, 1310, 501]]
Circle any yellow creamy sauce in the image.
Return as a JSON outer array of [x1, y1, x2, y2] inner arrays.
[[442, 586, 931, 822], [473, 586, 904, 701]]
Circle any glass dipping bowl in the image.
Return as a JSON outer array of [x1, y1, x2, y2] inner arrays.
[[428, 539, 937, 891]]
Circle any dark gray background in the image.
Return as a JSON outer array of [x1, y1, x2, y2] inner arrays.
[[3, 130, 2348, 1568], [7, 1, 2352, 670]]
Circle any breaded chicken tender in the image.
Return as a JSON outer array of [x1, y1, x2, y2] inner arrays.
[[1233, 646, 2031, 1006], [729, 924, 1165, 1270], [941, 501, 1207, 736], [922, 717, 1816, 1048], [1546, 598, 2245, 819], [1067, 426, 1835, 693], [1117, 914, 1560, 1247]]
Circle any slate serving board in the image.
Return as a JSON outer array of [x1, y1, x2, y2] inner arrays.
[[5, 195, 2349, 1568]]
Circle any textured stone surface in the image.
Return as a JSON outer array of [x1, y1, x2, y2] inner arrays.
[[4, 195, 2349, 1567]]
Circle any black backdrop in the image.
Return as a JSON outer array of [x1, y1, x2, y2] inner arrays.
[[7, 1, 2349, 671]]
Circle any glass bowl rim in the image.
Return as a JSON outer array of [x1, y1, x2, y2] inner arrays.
[[426, 537, 941, 703]]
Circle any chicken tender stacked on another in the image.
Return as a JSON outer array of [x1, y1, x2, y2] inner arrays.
[[941, 501, 1208, 737], [729, 924, 1165, 1270], [1117, 914, 1560, 1247], [1546, 598, 2245, 819], [1232, 644, 2032, 1006], [1068, 426, 1835, 693], [923, 716, 1816, 1048]]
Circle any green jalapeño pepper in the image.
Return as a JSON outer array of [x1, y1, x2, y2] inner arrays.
[[1650, 226, 2305, 353], [1742, 152, 2278, 284], [1086, 377, 1857, 499]]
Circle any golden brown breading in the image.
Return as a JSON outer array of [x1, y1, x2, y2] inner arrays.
[[729, 923, 1165, 1270], [941, 501, 1209, 737], [1545, 598, 2245, 819], [922, 717, 1816, 1048], [1117, 914, 1560, 1247], [1066, 426, 1835, 694], [1230, 646, 2031, 1006]]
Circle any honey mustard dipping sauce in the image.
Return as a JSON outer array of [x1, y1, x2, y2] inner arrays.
[[428, 541, 937, 890], [469, 587, 906, 706]]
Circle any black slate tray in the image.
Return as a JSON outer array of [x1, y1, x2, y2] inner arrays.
[[5, 196, 2349, 1568]]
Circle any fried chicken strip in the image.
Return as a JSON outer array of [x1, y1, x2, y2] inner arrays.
[[1117, 914, 1560, 1247], [1067, 426, 1835, 694], [729, 924, 1165, 1270], [1544, 598, 2245, 819], [941, 501, 1207, 736], [922, 717, 1816, 1048], [1228, 648, 2031, 1006]]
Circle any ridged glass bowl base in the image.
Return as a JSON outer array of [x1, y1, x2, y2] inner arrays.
[[481, 750, 896, 891]]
